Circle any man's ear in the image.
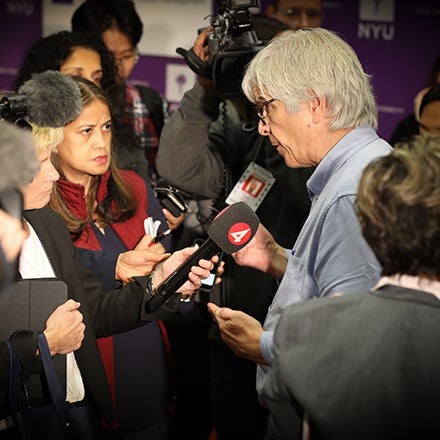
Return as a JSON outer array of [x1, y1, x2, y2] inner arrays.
[[310, 96, 327, 124]]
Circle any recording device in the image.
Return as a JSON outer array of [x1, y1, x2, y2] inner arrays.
[[177, 0, 264, 99], [145, 201, 259, 313], [194, 238, 223, 292], [152, 183, 189, 217], [0, 70, 82, 127]]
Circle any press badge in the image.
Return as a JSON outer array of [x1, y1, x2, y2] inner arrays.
[[226, 162, 275, 211]]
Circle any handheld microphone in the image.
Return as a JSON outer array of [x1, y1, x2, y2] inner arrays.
[[0, 70, 82, 127], [145, 202, 259, 313]]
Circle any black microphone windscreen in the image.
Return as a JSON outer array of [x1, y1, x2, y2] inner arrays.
[[208, 202, 259, 254], [18, 71, 82, 127], [0, 120, 38, 192]]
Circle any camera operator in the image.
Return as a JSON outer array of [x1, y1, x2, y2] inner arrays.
[[156, 9, 314, 439], [266, 0, 323, 29]]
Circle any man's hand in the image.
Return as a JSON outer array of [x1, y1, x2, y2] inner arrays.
[[232, 224, 287, 279], [43, 299, 85, 356], [162, 209, 185, 230], [207, 303, 266, 364], [115, 249, 170, 283], [193, 27, 211, 62]]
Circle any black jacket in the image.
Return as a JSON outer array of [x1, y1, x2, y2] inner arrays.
[[262, 285, 440, 439], [0, 206, 177, 424]]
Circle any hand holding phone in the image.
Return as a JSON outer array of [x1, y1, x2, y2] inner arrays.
[[194, 238, 223, 292]]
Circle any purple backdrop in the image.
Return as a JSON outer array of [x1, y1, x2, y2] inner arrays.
[[0, 0, 439, 141]]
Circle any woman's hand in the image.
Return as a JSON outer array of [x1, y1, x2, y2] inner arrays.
[[44, 299, 85, 356], [153, 245, 219, 298], [115, 249, 170, 283]]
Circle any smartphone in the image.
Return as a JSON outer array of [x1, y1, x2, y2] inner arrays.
[[194, 238, 223, 293]]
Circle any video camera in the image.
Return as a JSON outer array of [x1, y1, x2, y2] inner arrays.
[[177, 0, 264, 99], [207, 0, 264, 99]]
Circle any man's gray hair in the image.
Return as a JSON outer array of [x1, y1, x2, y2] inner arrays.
[[242, 28, 378, 130]]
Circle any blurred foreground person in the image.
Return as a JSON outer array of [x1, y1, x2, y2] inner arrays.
[[262, 134, 440, 439], [0, 120, 37, 296]]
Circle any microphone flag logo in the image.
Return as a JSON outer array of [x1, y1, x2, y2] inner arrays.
[[228, 222, 252, 246]]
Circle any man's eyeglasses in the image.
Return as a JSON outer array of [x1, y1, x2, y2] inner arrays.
[[114, 48, 139, 65], [254, 98, 277, 124]]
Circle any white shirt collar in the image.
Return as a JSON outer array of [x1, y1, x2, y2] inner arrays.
[[374, 274, 440, 300]]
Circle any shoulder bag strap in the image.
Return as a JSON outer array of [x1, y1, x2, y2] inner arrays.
[[36, 331, 70, 432], [6, 340, 21, 412]]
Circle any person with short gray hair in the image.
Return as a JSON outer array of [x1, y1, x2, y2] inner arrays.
[[262, 133, 440, 439], [208, 27, 393, 398]]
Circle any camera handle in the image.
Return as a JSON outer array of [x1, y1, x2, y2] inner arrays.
[[176, 47, 212, 79]]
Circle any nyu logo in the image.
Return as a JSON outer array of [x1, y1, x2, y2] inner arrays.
[[358, 0, 395, 41]]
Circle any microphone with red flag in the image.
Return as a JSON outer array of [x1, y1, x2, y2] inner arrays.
[[145, 201, 259, 313]]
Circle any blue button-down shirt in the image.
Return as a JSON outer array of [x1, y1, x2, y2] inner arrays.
[[257, 126, 393, 392]]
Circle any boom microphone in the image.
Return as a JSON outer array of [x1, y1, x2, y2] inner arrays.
[[145, 201, 259, 313], [0, 70, 82, 127]]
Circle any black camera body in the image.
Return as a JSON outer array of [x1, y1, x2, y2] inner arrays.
[[208, 0, 264, 99], [152, 183, 189, 218]]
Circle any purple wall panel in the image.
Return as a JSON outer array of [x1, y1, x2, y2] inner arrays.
[[0, 0, 438, 141], [0, 0, 42, 92]]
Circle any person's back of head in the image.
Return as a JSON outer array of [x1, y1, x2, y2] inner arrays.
[[71, 0, 143, 47], [242, 27, 377, 131], [15, 30, 118, 91], [357, 133, 440, 280]]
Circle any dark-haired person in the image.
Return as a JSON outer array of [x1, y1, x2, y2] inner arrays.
[[14, 30, 118, 92], [266, 0, 323, 29], [47, 76, 179, 439], [0, 119, 214, 439], [262, 134, 440, 439], [389, 53, 440, 146], [14, 30, 183, 231], [71, 0, 170, 185], [417, 83, 440, 135]]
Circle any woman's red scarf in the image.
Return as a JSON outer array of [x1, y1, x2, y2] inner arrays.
[[56, 169, 148, 250]]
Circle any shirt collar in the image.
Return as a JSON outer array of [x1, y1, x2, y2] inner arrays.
[[374, 274, 440, 300], [307, 126, 378, 199]]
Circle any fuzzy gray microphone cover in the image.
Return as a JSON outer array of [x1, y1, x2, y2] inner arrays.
[[18, 70, 82, 127]]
